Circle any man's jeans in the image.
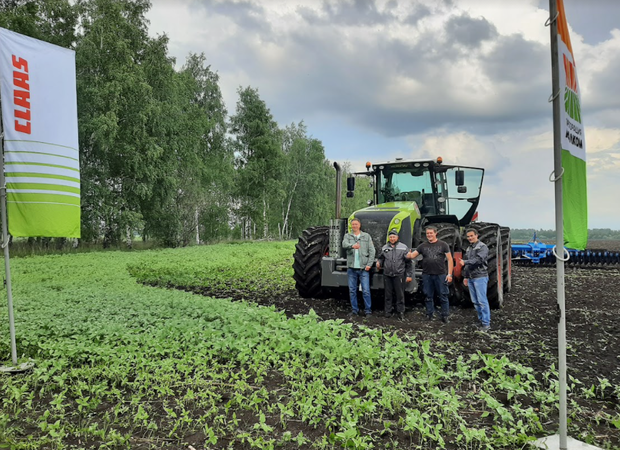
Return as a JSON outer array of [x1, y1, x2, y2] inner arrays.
[[347, 268, 372, 314], [468, 276, 490, 326], [422, 274, 450, 318], [384, 274, 406, 314]]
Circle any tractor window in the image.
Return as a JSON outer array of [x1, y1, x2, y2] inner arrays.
[[441, 167, 483, 221], [378, 169, 433, 205]]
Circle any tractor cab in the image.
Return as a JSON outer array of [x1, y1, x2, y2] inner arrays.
[[351, 157, 485, 230]]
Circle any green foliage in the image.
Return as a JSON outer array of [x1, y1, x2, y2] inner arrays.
[[1, 241, 616, 448], [127, 240, 296, 294], [75, 0, 164, 245], [279, 122, 334, 239], [229, 86, 284, 239], [0, 0, 77, 48]]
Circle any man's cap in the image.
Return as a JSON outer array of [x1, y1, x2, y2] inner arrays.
[[389, 229, 399, 236]]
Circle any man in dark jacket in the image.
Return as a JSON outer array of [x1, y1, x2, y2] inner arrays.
[[460, 228, 491, 331], [376, 229, 413, 320]]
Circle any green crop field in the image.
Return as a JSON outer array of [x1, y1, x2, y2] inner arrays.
[[0, 242, 618, 449]]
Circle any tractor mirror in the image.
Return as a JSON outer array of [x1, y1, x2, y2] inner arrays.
[[346, 176, 356, 191], [457, 186, 467, 194], [455, 170, 465, 186]]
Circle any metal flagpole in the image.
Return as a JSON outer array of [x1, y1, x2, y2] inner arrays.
[[548, 0, 568, 448], [0, 113, 18, 366]]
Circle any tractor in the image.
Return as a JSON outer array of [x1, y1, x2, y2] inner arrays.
[[292, 157, 512, 309]]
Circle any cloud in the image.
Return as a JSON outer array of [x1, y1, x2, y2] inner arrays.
[[445, 14, 497, 48], [579, 30, 620, 113], [411, 131, 510, 174], [298, 0, 395, 26], [146, 0, 620, 228]]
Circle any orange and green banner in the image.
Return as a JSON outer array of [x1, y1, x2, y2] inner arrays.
[[556, 0, 587, 250], [0, 28, 80, 237]]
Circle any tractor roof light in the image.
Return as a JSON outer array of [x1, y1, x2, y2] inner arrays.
[[366, 161, 372, 171], [436, 156, 443, 165]]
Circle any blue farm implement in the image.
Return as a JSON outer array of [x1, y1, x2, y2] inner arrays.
[[511, 235, 620, 267]]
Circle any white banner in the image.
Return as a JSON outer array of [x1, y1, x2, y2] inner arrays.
[[0, 27, 80, 237], [558, 38, 586, 161]]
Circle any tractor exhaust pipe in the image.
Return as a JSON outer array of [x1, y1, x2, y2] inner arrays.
[[334, 161, 342, 219]]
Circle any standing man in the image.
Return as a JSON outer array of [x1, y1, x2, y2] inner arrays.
[[376, 229, 413, 320], [460, 228, 491, 331], [407, 225, 453, 323], [342, 218, 376, 317]]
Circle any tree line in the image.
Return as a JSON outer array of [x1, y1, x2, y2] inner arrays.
[[1, 0, 372, 248]]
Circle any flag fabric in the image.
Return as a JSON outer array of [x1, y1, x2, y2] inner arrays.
[[0, 27, 80, 238], [556, 0, 587, 250]]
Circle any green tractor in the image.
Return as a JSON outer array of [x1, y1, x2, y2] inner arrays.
[[292, 157, 512, 309]]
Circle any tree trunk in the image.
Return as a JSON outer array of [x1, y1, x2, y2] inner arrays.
[[195, 207, 200, 245], [263, 196, 268, 238], [282, 178, 298, 240], [125, 226, 132, 249]]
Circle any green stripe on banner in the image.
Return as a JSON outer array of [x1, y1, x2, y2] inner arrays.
[[7, 150, 79, 162], [7, 172, 80, 183], [8, 202, 80, 238], [8, 192, 81, 206], [562, 149, 588, 250], [7, 183, 81, 194], [5, 162, 80, 172]]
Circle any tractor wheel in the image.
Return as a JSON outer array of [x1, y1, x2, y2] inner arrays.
[[434, 222, 463, 305], [500, 226, 512, 293], [468, 222, 504, 309], [292, 226, 330, 298], [435, 222, 462, 252]]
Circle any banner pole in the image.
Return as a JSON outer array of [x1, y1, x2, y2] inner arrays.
[[548, 0, 568, 448], [0, 124, 18, 365]]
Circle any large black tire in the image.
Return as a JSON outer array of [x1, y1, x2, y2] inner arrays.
[[434, 222, 463, 305], [467, 222, 503, 309], [435, 222, 461, 253], [292, 226, 330, 298], [500, 226, 512, 293]]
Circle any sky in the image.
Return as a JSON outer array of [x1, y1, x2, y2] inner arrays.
[[145, 0, 620, 230]]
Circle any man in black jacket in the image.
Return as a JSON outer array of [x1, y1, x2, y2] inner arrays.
[[376, 229, 413, 320]]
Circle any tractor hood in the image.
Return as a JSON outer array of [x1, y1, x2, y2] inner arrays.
[[348, 201, 421, 250]]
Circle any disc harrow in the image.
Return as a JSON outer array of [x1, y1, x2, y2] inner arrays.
[[511, 239, 620, 268]]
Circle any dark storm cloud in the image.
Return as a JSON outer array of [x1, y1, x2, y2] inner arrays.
[[539, 0, 620, 45], [226, 16, 550, 137], [187, 0, 569, 137], [297, 0, 397, 26], [445, 14, 498, 48], [582, 52, 620, 112], [481, 34, 548, 84], [402, 3, 431, 25], [192, 0, 271, 34]]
